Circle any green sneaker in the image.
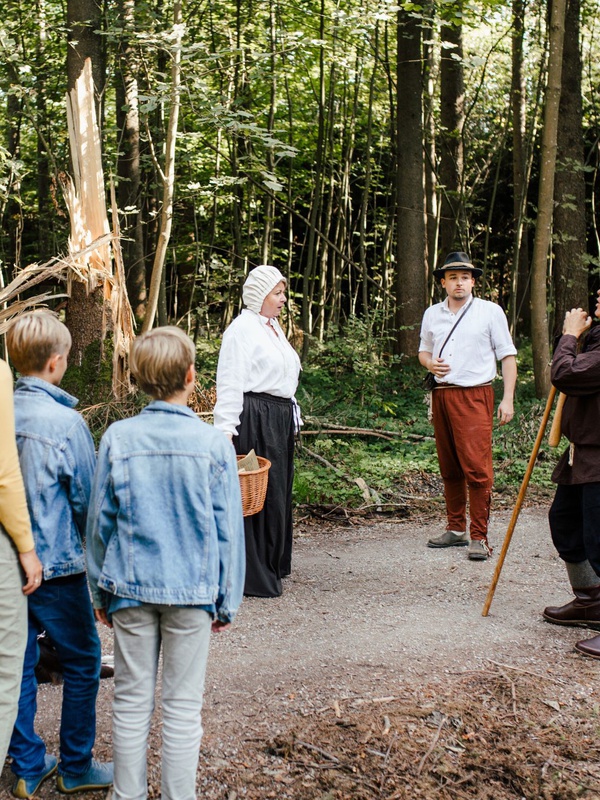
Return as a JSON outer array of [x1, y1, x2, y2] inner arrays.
[[427, 530, 468, 548]]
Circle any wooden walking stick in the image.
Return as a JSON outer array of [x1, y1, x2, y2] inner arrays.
[[482, 385, 558, 616], [548, 392, 566, 447]]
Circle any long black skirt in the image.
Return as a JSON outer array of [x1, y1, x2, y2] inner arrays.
[[234, 392, 295, 597]]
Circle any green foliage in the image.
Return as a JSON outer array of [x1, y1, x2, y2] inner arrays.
[[67, 327, 558, 511], [299, 315, 427, 429], [294, 331, 559, 510], [62, 339, 115, 409]]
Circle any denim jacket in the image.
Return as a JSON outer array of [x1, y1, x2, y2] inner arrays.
[[13, 377, 96, 579], [86, 401, 245, 624]]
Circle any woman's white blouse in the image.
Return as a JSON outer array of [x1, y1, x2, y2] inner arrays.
[[214, 309, 302, 436]]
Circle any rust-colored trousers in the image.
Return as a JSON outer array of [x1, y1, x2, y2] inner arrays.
[[432, 385, 494, 540]]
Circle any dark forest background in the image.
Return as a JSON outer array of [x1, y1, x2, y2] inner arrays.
[[1, 0, 599, 395]]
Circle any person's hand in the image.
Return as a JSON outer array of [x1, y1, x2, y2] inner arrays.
[[563, 308, 592, 339], [497, 398, 514, 426], [211, 619, 231, 632], [19, 549, 43, 595], [429, 357, 451, 379], [94, 607, 113, 628]]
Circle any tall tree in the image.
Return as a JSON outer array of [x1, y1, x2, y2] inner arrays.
[[36, 0, 52, 263], [395, 8, 426, 356], [438, 1, 465, 255], [530, 0, 567, 397], [423, 2, 438, 285], [553, 0, 587, 335], [66, 0, 105, 122], [142, 0, 183, 332], [510, 0, 531, 336], [116, 0, 146, 320], [65, 0, 107, 368]]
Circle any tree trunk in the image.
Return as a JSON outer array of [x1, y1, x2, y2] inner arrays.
[[65, 0, 107, 367], [301, 0, 326, 356], [553, 0, 587, 336], [36, 0, 52, 263], [530, 0, 567, 397], [261, 0, 277, 264], [510, 0, 531, 337], [66, 0, 105, 121], [395, 9, 426, 357], [438, 4, 465, 255], [423, 4, 438, 291], [5, 61, 23, 275], [116, 0, 146, 320], [142, 0, 183, 332], [359, 27, 378, 322]]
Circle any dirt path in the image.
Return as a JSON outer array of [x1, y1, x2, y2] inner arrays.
[[2, 506, 600, 799]]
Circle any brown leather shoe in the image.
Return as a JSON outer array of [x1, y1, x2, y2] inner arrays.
[[543, 585, 600, 630], [575, 634, 600, 659]]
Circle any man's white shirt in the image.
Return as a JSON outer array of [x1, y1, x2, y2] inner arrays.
[[419, 297, 517, 387]]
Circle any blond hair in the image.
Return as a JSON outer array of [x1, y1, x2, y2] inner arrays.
[[7, 311, 72, 374], [130, 326, 195, 400]]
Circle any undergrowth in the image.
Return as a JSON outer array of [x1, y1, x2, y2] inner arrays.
[[79, 321, 559, 514], [293, 327, 557, 510]]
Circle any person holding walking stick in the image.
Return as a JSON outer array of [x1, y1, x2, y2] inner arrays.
[[543, 290, 600, 658], [418, 252, 517, 561]]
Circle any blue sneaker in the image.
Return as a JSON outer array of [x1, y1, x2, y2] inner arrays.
[[56, 759, 114, 794], [12, 754, 58, 799]]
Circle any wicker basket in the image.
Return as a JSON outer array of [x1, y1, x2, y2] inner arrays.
[[237, 455, 271, 517]]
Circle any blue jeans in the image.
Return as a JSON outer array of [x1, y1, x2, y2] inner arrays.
[[9, 573, 101, 778]]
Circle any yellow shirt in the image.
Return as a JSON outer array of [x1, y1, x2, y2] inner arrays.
[[0, 359, 34, 553]]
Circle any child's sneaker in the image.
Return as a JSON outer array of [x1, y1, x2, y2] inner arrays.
[[12, 754, 58, 798], [57, 759, 113, 794]]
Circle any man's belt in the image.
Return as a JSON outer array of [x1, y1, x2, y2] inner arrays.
[[434, 382, 492, 389]]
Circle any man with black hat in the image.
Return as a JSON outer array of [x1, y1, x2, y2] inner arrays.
[[418, 252, 517, 560]]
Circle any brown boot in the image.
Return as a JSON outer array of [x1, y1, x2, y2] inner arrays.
[[575, 634, 600, 659], [543, 585, 600, 630]]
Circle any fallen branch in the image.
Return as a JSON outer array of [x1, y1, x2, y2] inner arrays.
[[303, 421, 433, 441], [497, 668, 518, 717], [302, 429, 394, 440], [301, 446, 383, 505], [486, 659, 568, 685], [295, 740, 340, 763], [417, 714, 446, 775]]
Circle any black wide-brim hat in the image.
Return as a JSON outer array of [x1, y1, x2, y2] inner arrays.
[[433, 251, 483, 279]]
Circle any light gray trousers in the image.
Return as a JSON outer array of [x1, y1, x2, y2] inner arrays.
[[0, 532, 26, 769], [111, 605, 211, 800]]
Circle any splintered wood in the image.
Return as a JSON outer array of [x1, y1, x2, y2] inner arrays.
[[63, 57, 134, 398]]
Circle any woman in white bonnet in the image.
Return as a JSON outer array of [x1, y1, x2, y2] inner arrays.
[[214, 265, 301, 598]]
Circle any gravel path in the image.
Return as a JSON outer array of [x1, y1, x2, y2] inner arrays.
[[2, 505, 598, 799]]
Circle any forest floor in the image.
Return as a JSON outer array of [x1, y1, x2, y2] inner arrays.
[[2, 495, 600, 800]]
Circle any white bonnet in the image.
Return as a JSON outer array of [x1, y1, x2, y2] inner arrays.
[[242, 265, 287, 314]]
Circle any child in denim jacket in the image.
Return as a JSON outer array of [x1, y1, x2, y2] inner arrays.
[[6, 311, 113, 798], [86, 326, 245, 800]]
